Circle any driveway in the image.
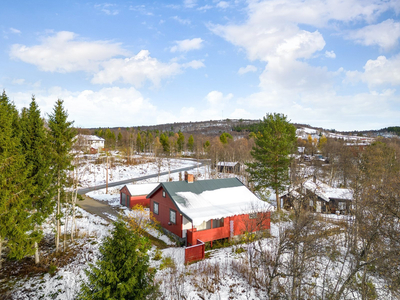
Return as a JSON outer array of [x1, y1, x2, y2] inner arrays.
[[78, 194, 120, 222]]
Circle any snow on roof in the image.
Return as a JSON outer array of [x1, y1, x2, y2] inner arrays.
[[175, 186, 273, 226], [78, 134, 105, 141], [304, 179, 353, 202], [217, 161, 239, 167], [124, 183, 160, 196]]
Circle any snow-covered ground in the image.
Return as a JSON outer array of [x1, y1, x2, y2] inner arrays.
[[7, 155, 394, 300], [75, 155, 200, 188], [11, 207, 111, 300]]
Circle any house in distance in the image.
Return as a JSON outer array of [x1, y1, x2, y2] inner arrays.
[[146, 175, 272, 246], [120, 183, 159, 209], [74, 134, 105, 154], [281, 177, 353, 214]]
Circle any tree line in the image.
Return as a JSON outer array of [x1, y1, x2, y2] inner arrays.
[[0, 91, 75, 269]]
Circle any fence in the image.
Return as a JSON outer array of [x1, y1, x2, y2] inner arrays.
[[184, 239, 205, 264]]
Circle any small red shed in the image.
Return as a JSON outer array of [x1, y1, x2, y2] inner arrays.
[[147, 176, 272, 246], [120, 183, 160, 209]]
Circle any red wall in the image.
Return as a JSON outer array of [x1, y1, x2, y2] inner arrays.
[[187, 212, 271, 246], [185, 240, 205, 264], [149, 187, 183, 238], [129, 195, 149, 208], [120, 186, 150, 208]]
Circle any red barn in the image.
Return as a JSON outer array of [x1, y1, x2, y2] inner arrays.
[[120, 183, 159, 209], [147, 175, 272, 246]]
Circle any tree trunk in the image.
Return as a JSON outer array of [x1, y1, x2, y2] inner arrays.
[[0, 236, 3, 269], [56, 173, 60, 252], [64, 201, 68, 252], [34, 241, 39, 264], [276, 189, 281, 211]]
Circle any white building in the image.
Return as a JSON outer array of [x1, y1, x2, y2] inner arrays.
[[75, 134, 105, 152]]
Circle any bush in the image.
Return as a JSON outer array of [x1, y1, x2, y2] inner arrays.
[[48, 264, 57, 276], [153, 248, 162, 261], [159, 256, 175, 270]]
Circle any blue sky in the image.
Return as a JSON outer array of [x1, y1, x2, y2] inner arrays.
[[1, 0, 400, 130]]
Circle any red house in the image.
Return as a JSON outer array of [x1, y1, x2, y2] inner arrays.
[[147, 175, 272, 246], [120, 183, 159, 209]]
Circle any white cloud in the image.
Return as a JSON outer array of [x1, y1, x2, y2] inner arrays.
[[205, 90, 233, 106], [9, 28, 21, 34], [183, 60, 205, 69], [183, 0, 197, 8], [345, 19, 400, 51], [170, 38, 203, 52], [325, 50, 336, 59], [230, 108, 252, 118], [346, 55, 400, 87], [92, 50, 203, 87], [12, 78, 25, 85], [94, 3, 119, 15], [10, 31, 128, 73], [217, 1, 229, 9], [172, 16, 191, 25], [211, 19, 325, 62], [238, 65, 257, 75], [197, 5, 212, 11], [12, 87, 157, 128]]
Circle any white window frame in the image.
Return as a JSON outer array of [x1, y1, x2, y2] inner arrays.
[[338, 202, 346, 210], [170, 209, 176, 224], [153, 202, 159, 215], [309, 200, 314, 206], [162, 190, 166, 198]]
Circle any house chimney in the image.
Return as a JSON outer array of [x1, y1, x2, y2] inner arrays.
[[185, 173, 194, 183]]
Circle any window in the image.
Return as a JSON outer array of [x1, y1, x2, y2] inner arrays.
[[249, 213, 257, 219], [212, 218, 224, 228], [338, 202, 346, 210], [309, 200, 314, 206], [153, 202, 159, 215], [162, 190, 166, 198], [169, 209, 176, 224]]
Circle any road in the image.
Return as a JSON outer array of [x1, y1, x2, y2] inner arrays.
[[76, 158, 208, 223], [77, 159, 208, 195]]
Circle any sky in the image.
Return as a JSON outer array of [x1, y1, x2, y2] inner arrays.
[[1, 0, 400, 131]]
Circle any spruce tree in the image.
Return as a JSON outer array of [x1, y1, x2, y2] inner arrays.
[[246, 113, 296, 210], [79, 221, 157, 300], [0, 91, 35, 269], [48, 99, 75, 252], [20, 96, 56, 263]]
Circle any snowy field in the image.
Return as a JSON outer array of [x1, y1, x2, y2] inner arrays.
[[75, 154, 200, 188]]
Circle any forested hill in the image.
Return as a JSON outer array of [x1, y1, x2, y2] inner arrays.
[[86, 119, 320, 137]]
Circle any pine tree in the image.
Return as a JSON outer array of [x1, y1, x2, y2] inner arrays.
[[48, 99, 75, 252], [20, 96, 56, 263], [0, 91, 35, 269], [177, 130, 185, 152], [79, 221, 157, 300], [246, 113, 296, 211], [187, 134, 194, 152]]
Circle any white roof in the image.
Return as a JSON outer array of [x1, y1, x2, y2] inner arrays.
[[217, 161, 239, 167], [124, 183, 159, 196], [79, 134, 105, 141], [175, 186, 273, 226], [304, 179, 353, 202]]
